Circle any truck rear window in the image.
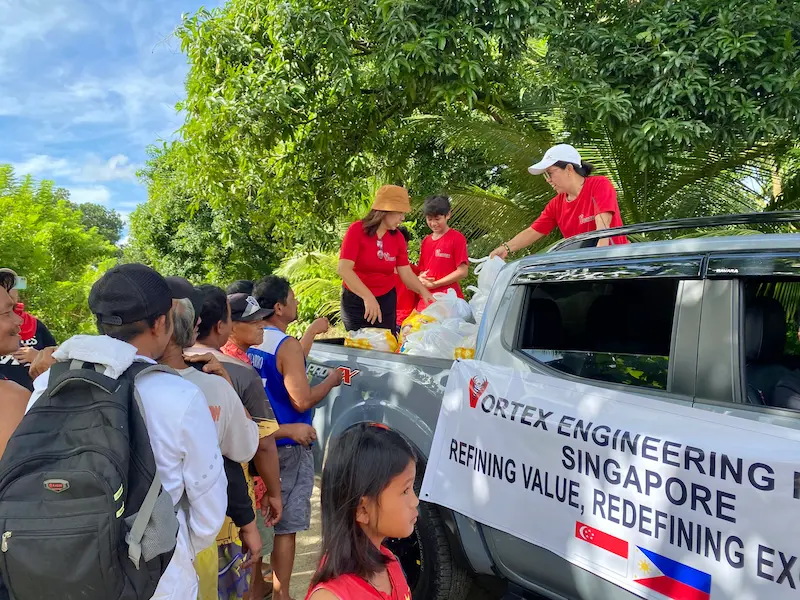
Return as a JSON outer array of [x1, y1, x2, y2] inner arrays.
[[517, 279, 679, 390]]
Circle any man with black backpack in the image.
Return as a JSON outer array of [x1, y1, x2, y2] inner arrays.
[[3, 264, 228, 600]]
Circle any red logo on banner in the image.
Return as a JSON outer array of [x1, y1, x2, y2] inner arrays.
[[468, 376, 489, 408], [575, 521, 629, 559]]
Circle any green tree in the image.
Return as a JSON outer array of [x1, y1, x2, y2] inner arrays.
[[69, 202, 125, 245], [169, 0, 541, 239], [420, 109, 779, 256], [532, 0, 800, 167], [0, 166, 117, 340], [125, 144, 279, 284]]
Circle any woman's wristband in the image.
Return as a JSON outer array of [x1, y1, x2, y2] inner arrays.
[[502, 242, 512, 254]]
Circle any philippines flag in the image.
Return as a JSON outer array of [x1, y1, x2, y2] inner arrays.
[[574, 522, 629, 576], [631, 546, 711, 600]]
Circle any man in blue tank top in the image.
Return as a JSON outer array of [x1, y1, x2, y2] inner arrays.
[[247, 275, 343, 600]]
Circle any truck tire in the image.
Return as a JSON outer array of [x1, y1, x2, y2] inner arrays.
[[386, 477, 472, 600]]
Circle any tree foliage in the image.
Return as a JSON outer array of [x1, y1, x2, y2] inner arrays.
[[171, 0, 541, 231], [125, 144, 278, 284], [0, 166, 117, 341], [69, 202, 125, 245], [126, 0, 800, 322], [532, 0, 800, 166]]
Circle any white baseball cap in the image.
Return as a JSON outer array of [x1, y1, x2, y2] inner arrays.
[[528, 144, 582, 175]]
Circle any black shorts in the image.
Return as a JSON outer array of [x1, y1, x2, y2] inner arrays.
[[341, 287, 397, 333]]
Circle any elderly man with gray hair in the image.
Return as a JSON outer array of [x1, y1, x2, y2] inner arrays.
[[161, 279, 265, 594]]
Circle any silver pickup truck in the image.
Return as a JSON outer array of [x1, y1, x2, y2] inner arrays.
[[307, 212, 800, 600]]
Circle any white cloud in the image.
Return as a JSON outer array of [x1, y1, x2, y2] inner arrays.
[[9, 154, 140, 183], [76, 155, 139, 182], [68, 185, 111, 205], [10, 155, 72, 177]]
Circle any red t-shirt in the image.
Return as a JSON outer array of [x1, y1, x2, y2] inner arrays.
[[340, 221, 410, 297], [531, 176, 629, 245], [416, 228, 469, 311], [395, 265, 419, 327], [305, 547, 411, 600]]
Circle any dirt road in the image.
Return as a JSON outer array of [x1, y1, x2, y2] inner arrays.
[[289, 482, 322, 599]]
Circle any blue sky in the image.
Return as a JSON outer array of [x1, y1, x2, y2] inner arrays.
[[0, 0, 219, 242]]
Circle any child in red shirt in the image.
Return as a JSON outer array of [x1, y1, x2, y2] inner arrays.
[[306, 424, 418, 600], [416, 195, 469, 312], [394, 226, 418, 328]]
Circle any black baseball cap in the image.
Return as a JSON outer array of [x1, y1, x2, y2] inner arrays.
[[228, 293, 273, 322], [89, 264, 172, 325], [165, 276, 204, 317]]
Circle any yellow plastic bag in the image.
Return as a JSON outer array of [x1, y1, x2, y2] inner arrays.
[[454, 347, 476, 360], [345, 328, 399, 353], [399, 311, 438, 341]]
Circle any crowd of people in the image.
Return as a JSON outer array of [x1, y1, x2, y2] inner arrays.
[[0, 144, 627, 600]]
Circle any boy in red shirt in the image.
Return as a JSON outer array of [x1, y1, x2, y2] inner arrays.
[[416, 195, 469, 312]]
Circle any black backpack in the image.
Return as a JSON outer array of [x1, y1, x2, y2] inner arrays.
[[0, 360, 180, 600]]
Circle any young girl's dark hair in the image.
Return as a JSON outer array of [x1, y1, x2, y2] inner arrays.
[[361, 210, 399, 237], [396, 225, 412, 243], [312, 423, 417, 586], [553, 160, 594, 178]]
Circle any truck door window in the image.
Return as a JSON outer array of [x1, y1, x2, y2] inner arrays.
[[741, 279, 800, 410], [517, 278, 679, 390]]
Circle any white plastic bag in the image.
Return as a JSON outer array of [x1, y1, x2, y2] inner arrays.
[[400, 323, 464, 359], [439, 319, 478, 338], [467, 285, 489, 324], [470, 256, 506, 294], [400, 320, 478, 359], [344, 328, 398, 353], [455, 327, 478, 360], [420, 288, 474, 322]]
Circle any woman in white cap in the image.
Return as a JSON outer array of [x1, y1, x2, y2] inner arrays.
[[338, 185, 434, 332], [490, 144, 628, 258]]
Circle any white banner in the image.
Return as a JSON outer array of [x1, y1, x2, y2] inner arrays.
[[420, 360, 800, 600]]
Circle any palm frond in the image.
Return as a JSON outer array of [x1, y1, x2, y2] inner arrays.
[[275, 251, 339, 283], [415, 108, 778, 244]]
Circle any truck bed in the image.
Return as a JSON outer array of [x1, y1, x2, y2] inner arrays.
[[306, 339, 454, 471]]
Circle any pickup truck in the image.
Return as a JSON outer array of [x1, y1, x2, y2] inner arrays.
[[306, 212, 800, 600]]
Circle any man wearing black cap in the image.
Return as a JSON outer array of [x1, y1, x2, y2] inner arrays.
[[24, 264, 228, 600]]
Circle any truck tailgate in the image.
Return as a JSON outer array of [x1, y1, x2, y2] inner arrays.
[[307, 341, 454, 470]]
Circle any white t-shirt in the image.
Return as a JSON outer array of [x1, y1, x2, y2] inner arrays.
[[177, 367, 259, 464], [27, 336, 227, 600]]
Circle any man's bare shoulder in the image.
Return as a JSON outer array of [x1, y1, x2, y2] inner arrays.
[[0, 380, 31, 403], [277, 335, 303, 356], [0, 380, 31, 427]]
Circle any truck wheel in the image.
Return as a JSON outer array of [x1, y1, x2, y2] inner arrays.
[[386, 479, 472, 600]]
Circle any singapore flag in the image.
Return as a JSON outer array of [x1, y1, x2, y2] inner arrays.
[[574, 521, 629, 577]]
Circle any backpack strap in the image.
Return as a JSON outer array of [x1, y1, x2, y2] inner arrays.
[[125, 362, 184, 569], [38, 361, 119, 408]]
